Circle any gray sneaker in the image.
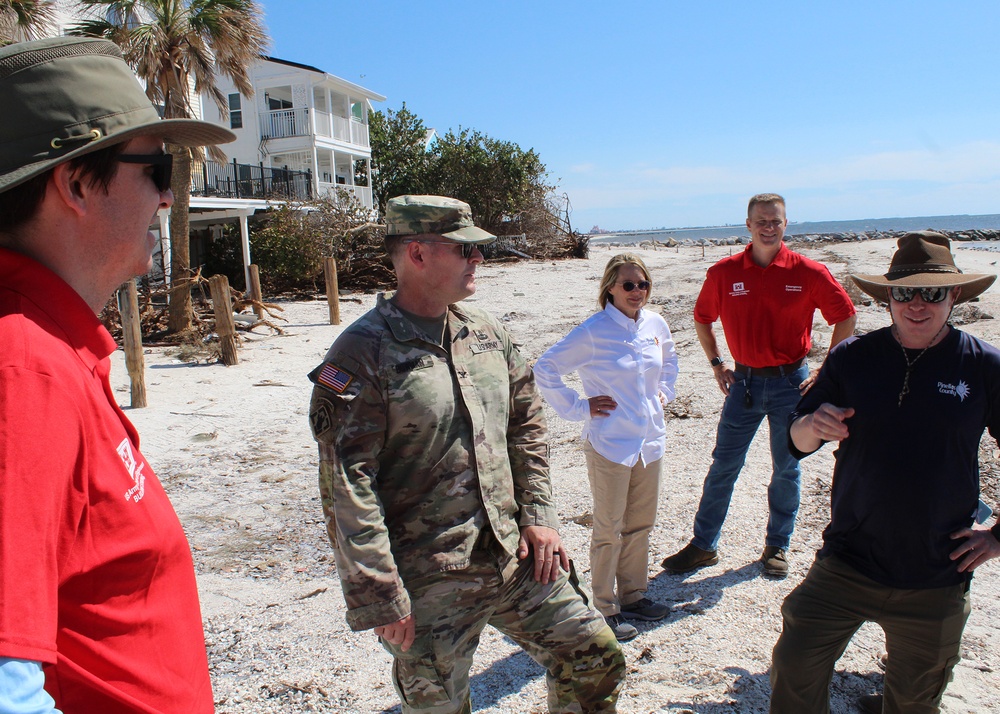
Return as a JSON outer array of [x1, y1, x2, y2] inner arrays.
[[621, 597, 669, 621], [605, 613, 638, 642], [661, 543, 719, 573], [761, 546, 789, 578]]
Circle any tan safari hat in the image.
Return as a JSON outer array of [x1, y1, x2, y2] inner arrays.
[[0, 36, 236, 193]]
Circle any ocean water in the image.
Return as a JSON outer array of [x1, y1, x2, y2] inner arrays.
[[592, 213, 1000, 244]]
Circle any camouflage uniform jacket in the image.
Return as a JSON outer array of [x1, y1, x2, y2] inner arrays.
[[308, 294, 556, 631]]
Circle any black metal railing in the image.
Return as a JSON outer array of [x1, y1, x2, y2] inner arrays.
[[191, 160, 313, 200]]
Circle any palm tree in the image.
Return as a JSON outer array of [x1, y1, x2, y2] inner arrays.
[[71, 0, 269, 334], [0, 0, 56, 45]]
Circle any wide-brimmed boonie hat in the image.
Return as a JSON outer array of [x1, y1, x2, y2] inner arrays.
[[0, 36, 236, 194], [385, 195, 496, 243], [852, 231, 996, 304]]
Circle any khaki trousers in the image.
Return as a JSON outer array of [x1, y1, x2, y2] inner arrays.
[[770, 554, 970, 714], [583, 440, 662, 616]]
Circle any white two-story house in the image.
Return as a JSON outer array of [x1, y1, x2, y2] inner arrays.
[[203, 55, 385, 209]]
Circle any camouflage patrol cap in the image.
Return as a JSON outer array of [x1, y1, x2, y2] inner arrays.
[[386, 195, 496, 243]]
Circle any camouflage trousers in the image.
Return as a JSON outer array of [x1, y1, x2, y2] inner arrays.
[[381, 551, 625, 713]]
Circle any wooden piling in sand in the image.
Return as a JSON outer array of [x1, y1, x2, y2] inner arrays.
[[118, 280, 147, 408], [209, 275, 239, 366], [248, 264, 264, 319], [324, 257, 340, 325]]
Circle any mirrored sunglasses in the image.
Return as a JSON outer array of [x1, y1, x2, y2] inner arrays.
[[116, 153, 174, 193], [401, 238, 477, 259], [618, 280, 651, 292], [889, 286, 949, 304]]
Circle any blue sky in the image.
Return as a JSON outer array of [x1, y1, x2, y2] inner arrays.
[[259, 1, 1000, 231]]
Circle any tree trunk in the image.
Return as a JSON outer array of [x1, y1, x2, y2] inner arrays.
[[166, 144, 193, 334]]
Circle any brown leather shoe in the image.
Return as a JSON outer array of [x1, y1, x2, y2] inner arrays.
[[660, 543, 719, 573], [761, 546, 789, 578]]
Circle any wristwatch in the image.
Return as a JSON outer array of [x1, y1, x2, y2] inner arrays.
[[709, 357, 724, 367]]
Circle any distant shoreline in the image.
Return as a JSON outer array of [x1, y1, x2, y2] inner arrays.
[[592, 212, 1000, 239], [589, 226, 1000, 252], [589, 213, 1000, 246]]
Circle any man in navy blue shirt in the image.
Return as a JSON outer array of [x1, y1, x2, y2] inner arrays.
[[769, 232, 1000, 714]]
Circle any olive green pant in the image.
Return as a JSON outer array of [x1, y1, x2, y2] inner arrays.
[[382, 551, 625, 714], [770, 555, 970, 714]]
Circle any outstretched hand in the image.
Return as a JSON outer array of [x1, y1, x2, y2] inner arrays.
[[518, 525, 570, 583]]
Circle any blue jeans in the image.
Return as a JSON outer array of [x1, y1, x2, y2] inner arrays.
[[691, 363, 807, 551]]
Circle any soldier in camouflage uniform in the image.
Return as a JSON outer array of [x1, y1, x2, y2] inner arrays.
[[308, 195, 625, 713]]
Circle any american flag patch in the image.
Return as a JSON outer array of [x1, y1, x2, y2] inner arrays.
[[317, 363, 353, 393]]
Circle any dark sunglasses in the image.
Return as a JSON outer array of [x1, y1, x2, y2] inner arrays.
[[618, 280, 651, 292], [401, 238, 478, 259], [116, 153, 173, 193], [889, 286, 949, 304]]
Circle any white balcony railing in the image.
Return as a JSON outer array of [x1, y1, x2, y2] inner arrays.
[[259, 107, 309, 139], [351, 119, 369, 147], [319, 181, 373, 208], [314, 109, 332, 138], [332, 115, 350, 143], [260, 107, 370, 147], [330, 115, 370, 148]]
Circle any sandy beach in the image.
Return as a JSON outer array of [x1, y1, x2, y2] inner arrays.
[[112, 238, 1000, 713]]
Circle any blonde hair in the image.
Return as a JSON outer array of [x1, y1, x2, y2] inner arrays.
[[598, 253, 652, 310]]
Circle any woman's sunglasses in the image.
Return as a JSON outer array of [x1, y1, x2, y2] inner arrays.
[[618, 280, 651, 292], [889, 286, 949, 304], [116, 153, 174, 193]]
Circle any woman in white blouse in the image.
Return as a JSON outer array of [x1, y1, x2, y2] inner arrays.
[[534, 253, 678, 642]]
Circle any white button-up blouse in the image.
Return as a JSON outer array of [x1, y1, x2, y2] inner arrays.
[[534, 302, 678, 467]]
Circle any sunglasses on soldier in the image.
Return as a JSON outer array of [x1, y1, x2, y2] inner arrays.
[[401, 238, 478, 259]]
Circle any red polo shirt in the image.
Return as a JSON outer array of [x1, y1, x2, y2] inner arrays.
[[0, 248, 213, 713], [694, 243, 855, 368]]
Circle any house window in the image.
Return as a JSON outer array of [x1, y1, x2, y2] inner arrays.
[[268, 96, 293, 110], [228, 93, 243, 130]]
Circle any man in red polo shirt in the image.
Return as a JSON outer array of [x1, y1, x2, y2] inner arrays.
[[0, 37, 234, 712], [661, 193, 856, 578]]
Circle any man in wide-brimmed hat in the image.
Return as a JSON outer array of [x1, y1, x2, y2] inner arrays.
[[770, 231, 1000, 713], [0, 37, 234, 712]]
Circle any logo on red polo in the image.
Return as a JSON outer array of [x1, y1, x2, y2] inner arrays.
[[117, 438, 147, 503]]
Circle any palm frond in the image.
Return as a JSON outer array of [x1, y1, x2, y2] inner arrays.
[[0, 0, 57, 44]]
